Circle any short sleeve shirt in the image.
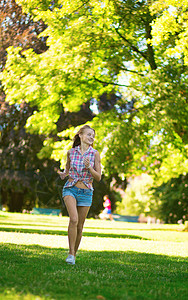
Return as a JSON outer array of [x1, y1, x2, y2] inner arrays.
[[104, 199, 111, 210]]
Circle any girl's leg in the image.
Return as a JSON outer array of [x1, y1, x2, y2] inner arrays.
[[74, 206, 90, 255], [109, 213, 114, 221], [64, 195, 78, 256]]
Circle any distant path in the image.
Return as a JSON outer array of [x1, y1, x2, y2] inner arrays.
[[112, 214, 139, 222]]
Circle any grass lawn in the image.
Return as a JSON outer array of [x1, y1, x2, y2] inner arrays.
[[0, 212, 188, 300]]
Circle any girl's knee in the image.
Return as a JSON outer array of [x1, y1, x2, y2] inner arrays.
[[69, 216, 78, 226]]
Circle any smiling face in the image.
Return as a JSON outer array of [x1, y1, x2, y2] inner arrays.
[[79, 128, 95, 146]]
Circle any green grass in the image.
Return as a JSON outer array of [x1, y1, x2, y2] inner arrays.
[[0, 212, 188, 300]]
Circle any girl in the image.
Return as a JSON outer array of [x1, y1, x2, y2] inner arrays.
[[59, 125, 101, 265], [103, 195, 114, 221]]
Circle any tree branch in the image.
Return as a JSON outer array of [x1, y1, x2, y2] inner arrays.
[[120, 67, 144, 76], [94, 76, 129, 87], [71, 0, 90, 15], [115, 27, 147, 60]]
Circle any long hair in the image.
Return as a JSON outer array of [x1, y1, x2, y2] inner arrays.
[[72, 125, 95, 148]]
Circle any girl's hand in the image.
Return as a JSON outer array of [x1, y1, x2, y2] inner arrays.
[[83, 157, 91, 169], [58, 170, 67, 180]]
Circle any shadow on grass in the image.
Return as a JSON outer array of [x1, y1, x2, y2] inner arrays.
[[0, 214, 8, 218], [0, 227, 149, 240], [0, 243, 187, 300]]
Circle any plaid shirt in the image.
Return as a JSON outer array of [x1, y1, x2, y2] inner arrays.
[[64, 145, 97, 190]]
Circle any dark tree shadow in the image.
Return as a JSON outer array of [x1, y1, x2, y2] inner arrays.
[[0, 227, 149, 240]]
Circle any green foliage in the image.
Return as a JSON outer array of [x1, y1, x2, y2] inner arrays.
[[0, 0, 47, 71], [152, 173, 188, 224], [1, 0, 159, 143], [150, 0, 188, 65], [0, 0, 61, 212], [154, 145, 188, 184], [1, 0, 188, 218], [116, 174, 159, 217], [0, 100, 61, 212]]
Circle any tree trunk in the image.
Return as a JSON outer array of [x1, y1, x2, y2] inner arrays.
[[145, 17, 157, 70], [8, 191, 24, 212]]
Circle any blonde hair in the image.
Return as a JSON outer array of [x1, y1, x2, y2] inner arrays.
[[72, 125, 95, 148]]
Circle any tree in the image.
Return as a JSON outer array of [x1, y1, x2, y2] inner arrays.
[[0, 97, 63, 212], [1, 0, 188, 218], [152, 174, 188, 224], [146, 0, 188, 223], [0, 0, 48, 71], [0, 0, 123, 213], [116, 174, 159, 217], [150, 0, 188, 66], [0, 1, 159, 170], [0, 0, 60, 212]]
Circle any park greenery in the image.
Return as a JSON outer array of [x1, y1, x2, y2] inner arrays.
[[0, 212, 188, 299], [0, 0, 188, 222], [0, 0, 62, 212]]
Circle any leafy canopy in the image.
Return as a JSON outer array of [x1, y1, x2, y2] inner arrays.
[[1, 0, 188, 183]]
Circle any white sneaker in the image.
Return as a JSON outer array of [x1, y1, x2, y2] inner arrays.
[[65, 254, 75, 265]]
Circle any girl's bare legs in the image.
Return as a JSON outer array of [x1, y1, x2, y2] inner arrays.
[[74, 206, 90, 255], [109, 213, 114, 221], [64, 196, 90, 257], [64, 195, 78, 256]]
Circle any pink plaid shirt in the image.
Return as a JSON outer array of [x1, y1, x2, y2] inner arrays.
[[64, 145, 97, 190]]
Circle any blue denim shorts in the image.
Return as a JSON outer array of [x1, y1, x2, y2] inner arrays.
[[103, 208, 111, 214], [62, 186, 93, 207]]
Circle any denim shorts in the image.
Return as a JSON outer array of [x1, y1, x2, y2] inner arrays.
[[103, 208, 111, 214], [62, 186, 93, 207]]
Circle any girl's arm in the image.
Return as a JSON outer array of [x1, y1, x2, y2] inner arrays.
[[84, 151, 101, 182], [58, 150, 70, 180]]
